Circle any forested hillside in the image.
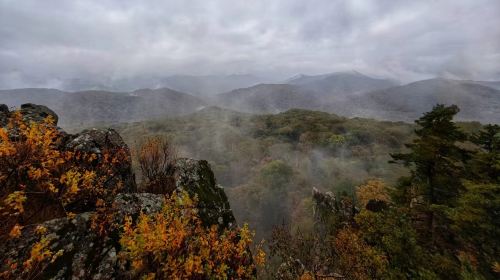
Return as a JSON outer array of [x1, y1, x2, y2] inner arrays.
[[263, 105, 500, 279], [113, 107, 476, 237], [112, 105, 500, 279]]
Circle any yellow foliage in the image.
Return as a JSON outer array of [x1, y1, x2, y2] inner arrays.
[[0, 110, 125, 238], [3, 224, 63, 278], [492, 261, 500, 273], [4, 191, 27, 215], [23, 237, 53, 270], [334, 227, 388, 280], [120, 191, 263, 279], [356, 179, 390, 207], [35, 225, 48, 235], [299, 271, 314, 280]]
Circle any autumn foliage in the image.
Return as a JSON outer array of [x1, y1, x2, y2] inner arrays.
[[119, 191, 265, 279], [355, 179, 390, 208], [0, 112, 126, 238], [1, 111, 264, 279], [0, 111, 128, 278], [138, 136, 177, 194]]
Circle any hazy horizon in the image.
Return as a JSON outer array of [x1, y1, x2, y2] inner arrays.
[[1, 0, 499, 90]]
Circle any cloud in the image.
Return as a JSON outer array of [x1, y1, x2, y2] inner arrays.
[[0, 0, 499, 88]]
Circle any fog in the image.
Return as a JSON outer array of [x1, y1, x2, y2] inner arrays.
[[1, 0, 499, 90]]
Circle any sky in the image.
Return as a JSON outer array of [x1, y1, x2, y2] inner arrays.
[[1, 0, 499, 89]]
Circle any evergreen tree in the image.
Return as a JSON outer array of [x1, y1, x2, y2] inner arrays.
[[468, 124, 500, 183], [391, 104, 467, 207], [449, 181, 500, 279], [390, 104, 467, 251]]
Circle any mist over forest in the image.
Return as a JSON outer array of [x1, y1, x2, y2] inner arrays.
[[1, 1, 499, 279]]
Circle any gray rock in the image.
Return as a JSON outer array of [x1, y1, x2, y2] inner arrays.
[[65, 128, 127, 155], [65, 128, 137, 194], [0, 104, 241, 279], [20, 103, 59, 125], [174, 158, 236, 228], [312, 187, 357, 223], [312, 187, 336, 214], [0, 193, 164, 280], [0, 186, 237, 279]]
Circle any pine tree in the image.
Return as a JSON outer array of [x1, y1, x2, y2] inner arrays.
[[468, 124, 500, 183], [390, 104, 467, 250], [391, 104, 467, 206]]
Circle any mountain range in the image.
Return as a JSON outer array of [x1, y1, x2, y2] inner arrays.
[[37, 74, 266, 97], [1, 72, 499, 127], [350, 78, 500, 122], [0, 88, 206, 127]]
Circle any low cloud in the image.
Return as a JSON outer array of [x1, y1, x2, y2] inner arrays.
[[1, 0, 499, 88]]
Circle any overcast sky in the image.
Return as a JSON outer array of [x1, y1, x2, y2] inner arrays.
[[1, 0, 499, 88]]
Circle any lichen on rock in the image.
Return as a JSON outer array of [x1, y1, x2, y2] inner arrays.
[[0, 103, 241, 279], [173, 158, 236, 228]]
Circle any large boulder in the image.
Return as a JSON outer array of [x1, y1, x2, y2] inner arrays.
[[1, 104, 136, 216], [173, 158, 236, 228], [0, 185, 237, 279], [20, 103, 59, 125], [0, 104, 241, 279], [65, 128, 137, 194], [0, 193, 165, 280]]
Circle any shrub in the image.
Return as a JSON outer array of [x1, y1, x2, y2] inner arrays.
[[137, 136, 177, 194], [0, 112, 125, 238], [355, 179, 390, 208], [119, 191, 265, 279]]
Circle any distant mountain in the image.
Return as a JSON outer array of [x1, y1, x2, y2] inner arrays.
[[158, 74, 266, 96], [350, 78, 500, 123], [473, 80, 500, 90], [3, 75, 499, 127], [0, 87, 206, 128], [286, 71, 397, 97], [51, 75, 266, 96], [215, 76, 500, 123], [215, 72, 397, 115], [215, 84, 320, 113]]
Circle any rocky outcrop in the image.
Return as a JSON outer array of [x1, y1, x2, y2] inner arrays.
[[173, 158, 236, 228], [1, 193, 165, 280], [312, 187, 357, 223], [1, 103, 137, 197], [65, 128, 137, 194], [20, 103, 59, 125], [0, 104, 240, 279]]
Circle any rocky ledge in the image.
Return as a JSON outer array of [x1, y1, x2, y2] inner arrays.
[[0, 104, 237, 279]]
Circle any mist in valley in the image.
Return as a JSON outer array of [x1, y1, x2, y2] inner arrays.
[[1, 0, 499, 234], [1, 1, 500, 278]]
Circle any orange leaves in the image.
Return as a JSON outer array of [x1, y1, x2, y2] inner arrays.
[[0, 127, 15, 157], [1, 110, 126, 238], [492, 262, 500, 273], [59, 169, 97, 202], [253, 242, 266, 267], [137, 136, 177, 193], [23, 237, 52, 270], [3, 191, 27, 215], [334, 227, 388, 280], [9, 224, 23, 238], [23, 235, 63, 273], [299, 272, 314, 280], [119, 191, 262, 279]]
